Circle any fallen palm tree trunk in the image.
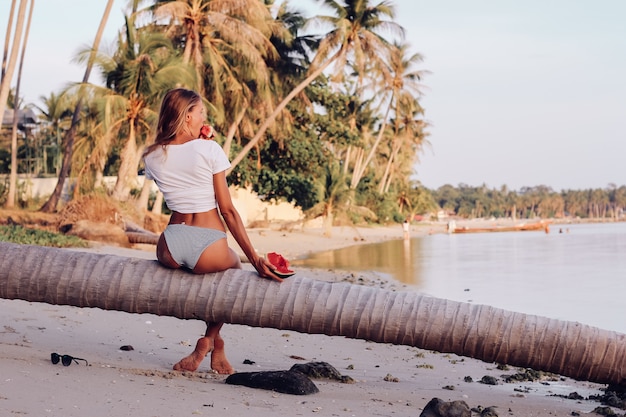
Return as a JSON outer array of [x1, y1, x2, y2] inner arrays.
[[0, 242, 624, 386]]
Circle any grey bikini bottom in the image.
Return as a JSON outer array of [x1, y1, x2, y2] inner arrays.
[[163, 224, 226, 269]]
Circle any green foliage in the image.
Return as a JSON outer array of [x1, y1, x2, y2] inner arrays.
[[305, 80, 364, 147], [0, 148, 10, 174], [228, 81, 355, 211], [429, 184, 626, 220], [0, 224, 88, 248], [0, 176, 8, 205], [229, 120, 329, 210]]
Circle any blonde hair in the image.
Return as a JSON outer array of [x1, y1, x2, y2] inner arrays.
[[144, 88, 202, 156]]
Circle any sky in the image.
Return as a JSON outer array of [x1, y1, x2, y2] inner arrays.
[[3, 0, 625, 192]]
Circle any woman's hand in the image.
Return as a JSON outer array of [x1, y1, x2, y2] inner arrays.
[[250, 256, 284, 283]]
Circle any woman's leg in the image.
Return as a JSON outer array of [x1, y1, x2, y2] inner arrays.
[[173, 239, 240, 374], [207, 322, 234, 374], [173, 322, 234, 374]]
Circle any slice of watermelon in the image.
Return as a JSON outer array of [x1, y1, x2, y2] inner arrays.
[[267, 252, 295, 278], [200, 124, 215, 139]]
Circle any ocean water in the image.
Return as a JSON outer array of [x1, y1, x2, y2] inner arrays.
[[295, 222, 626, 334]]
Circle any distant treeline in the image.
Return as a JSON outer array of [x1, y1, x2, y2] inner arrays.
[[428, 184, 626, 220]]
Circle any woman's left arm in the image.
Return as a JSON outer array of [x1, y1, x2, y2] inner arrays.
[[213, 171, 283, 282]]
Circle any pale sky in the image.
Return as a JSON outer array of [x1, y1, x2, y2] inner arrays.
[[3, 0, 625, 191]]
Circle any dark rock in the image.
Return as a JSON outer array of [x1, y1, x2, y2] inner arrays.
[[289, 361, 355, 383], [567, 392, 584, 400], [479, 375, 498, 385], [504, 368, 555, 383], [591, 406, 617, 416], [479, 406, 499, 417], [225, 370, 319, 395], [419, 398, 471, 417]]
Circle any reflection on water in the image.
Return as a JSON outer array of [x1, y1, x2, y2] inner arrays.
[[292, 237, 424, 285], [294, 223, 626, 334]]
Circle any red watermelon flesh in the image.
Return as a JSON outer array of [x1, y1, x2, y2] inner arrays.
[[267, 252, 294, 275]]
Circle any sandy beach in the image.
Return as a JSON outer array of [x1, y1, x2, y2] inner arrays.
[[0, 222, 617, 416]]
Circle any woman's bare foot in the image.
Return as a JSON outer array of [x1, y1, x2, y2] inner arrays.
[[210, 335, 234, 374], [173, 336, 213, 372]]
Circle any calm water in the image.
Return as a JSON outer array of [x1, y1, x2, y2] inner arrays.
[[294, 222, 626, 334]]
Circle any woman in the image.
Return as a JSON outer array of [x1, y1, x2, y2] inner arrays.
[[143, 88, 283, 375]]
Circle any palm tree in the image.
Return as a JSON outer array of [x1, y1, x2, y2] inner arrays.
[[1, 0, 17, 81], [378, 103, 426, 195], [70, 101, 112, 196], [306, 161, 376, 237], [375, 42, 426, 194], [0, 0, 27, 149], [6, 0, 33, 208], [227, 0, 403, 172], [98, 14, 196, 201], [40, 0, 115, 213], [33, 92, 74, 175], [221, 1, 315, 159], [151, 0, 282, 151], [1, 241, 624, 386], [307, 162, 350, 237]]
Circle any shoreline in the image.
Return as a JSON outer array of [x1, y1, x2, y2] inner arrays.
[[1, 221, 621, 416]]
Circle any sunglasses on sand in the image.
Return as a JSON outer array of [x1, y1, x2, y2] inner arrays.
[[51, 352, 89, 367]]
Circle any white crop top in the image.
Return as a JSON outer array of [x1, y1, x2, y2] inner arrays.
[[143, 139, 231, 213]]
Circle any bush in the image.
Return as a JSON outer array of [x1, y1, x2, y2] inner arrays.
[[0, 224, 88, 248]]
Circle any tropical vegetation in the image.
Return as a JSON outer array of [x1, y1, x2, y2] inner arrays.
[[0, 224, 88, 247], [1, 0, 624, 226], [430, 184, 626, 221]]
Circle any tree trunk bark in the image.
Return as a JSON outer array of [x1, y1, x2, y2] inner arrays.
[[0, 0, 27, 147], [350, 106, 391, 190], [222, 105, 246, 159], [1, 0, 17, 80], [151, 189, 163, 214], [112, 120, 140, 201], [6, 0, 32, 208], [0, 241, 624, 386]]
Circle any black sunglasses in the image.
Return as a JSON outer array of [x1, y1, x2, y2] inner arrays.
[[50, 352, 89, 367]]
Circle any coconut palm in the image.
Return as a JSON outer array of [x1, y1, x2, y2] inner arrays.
[[306, 161, 376, 237], [0, 241, 624, 386], [151, 0, 282, 147], [1, 0, 17, 81], [0, 0, 27, 154], [40, 0, 115, 213], [6, 0, 33, 209], [70, 101, 113, 196], [307, 161, 350, 237], [227, 0, 403, 172], [219, 1, 309, 159], [34, 93, 75, 175], [98, 14, 196, 201], [375, 42, 427, 194]]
